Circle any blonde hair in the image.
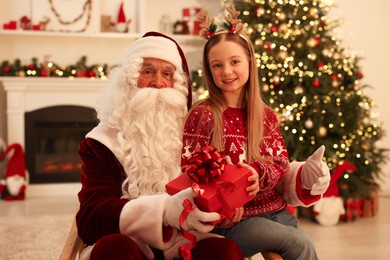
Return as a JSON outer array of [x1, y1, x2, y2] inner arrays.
[[192, 32, 270, 162]]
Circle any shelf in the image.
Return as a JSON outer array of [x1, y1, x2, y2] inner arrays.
[[0, 29, 139, 39], [0, 29, 204, 44]]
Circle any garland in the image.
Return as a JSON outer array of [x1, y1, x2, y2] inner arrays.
[[0, 56, 109, 79], [47, 0, 92, 32]]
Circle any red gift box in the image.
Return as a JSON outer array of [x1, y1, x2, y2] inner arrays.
[[166, 163, 252, 220]]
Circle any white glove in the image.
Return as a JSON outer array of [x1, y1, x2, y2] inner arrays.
[[163, 187, 220, 233], [301, 145, 330, 195]]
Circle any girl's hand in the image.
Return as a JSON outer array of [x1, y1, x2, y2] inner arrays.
[[238, 162, 260, 197], [217, 207, 244, 228]]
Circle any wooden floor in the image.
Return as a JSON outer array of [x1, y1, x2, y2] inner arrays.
[[1, 191, 389, 260]]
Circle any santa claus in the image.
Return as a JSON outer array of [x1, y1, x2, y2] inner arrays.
[[76, 31, 243, 260], [0, 143, 28, 201]]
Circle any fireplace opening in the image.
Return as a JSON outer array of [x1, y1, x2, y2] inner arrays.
[[25, 105, 98, 183]]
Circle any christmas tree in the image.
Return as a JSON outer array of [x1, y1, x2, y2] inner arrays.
[[192, 0, 388, 199]]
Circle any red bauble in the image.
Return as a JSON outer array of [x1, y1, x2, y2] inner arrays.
[[315, 37, 321, 46], [357, 71, 364, 79], [317, 62, 325, 69], [76, 70, 87, 77], [40, 68, 48, 77], [312, 79, 320, 88], [3, 66, 10, 73], [87, 70, 95, 78]]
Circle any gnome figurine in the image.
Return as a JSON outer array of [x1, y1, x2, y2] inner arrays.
[[0, 143, 28, 200], [115, 1, 131, 33], [313, 162, 357, 226]]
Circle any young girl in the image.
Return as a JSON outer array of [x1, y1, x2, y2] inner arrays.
[[181, 7, 320, 260]]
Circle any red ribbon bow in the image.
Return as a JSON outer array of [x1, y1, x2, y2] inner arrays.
[[185, 145, 227, 183]]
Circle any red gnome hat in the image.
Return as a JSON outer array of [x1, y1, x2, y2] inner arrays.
[[0, 143, 26, 180], [117, 2, 126, 24], [324, 161, 358, 197], [115, 1, 129, 32]]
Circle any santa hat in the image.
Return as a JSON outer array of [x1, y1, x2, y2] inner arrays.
[[124, 31, 192, 109], [324, 161, 357, 197], [117, 2, 126, 24], [0, 143, 26, 179]]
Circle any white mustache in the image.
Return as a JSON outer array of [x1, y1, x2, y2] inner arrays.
[[128, 87, 187, 113]]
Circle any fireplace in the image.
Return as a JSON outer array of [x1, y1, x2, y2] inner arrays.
[[25, 105, 97, 183], [1, 77, 106, 185]]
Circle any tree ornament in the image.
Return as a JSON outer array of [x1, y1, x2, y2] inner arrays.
[[255, 38, 263, 46], [309, 8, 318, 17], [278, 12, 286, 21], [317, 62, 325, 69], [306, 37, 317, 47], [278, 51, 288, 60], [307, 37, 320, 48], [279, 23, 288, 33], [255, 7, 265, 16], [294, 86, 304, 94], [322, 48, 331, 57], [333, 52, 341, 59], [262, 84, 270, 92], [271, 25, 278, 33], [272, 76, 280, 87], [305, 118, 314, 129], [312, 79, 320, 88], [318, 126, 327, 137]]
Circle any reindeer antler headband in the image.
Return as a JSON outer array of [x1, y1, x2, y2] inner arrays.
[[197, 5, 244, 40]]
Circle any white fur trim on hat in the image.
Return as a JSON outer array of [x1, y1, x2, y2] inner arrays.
[[124, 36, 183, 72]]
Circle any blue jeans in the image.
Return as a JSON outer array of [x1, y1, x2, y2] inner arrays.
[[212, 209, 319, 260]]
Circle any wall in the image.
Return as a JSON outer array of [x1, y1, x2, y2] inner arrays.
[[329, 0, 390, 193]]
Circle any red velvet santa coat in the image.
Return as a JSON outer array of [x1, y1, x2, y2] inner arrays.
[[76, 125, 182, 259], [181, 106, 320, 217]]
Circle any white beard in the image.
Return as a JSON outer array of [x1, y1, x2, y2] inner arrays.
[[114, 87, 187, 199]]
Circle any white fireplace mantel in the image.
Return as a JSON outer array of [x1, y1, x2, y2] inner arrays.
[[1, 77, 106, 147]]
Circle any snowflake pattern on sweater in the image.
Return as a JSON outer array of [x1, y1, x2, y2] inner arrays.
[[181, 106, 290, 217]]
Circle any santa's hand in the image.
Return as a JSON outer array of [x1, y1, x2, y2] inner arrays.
[[163, 187, 220, 233], [301, 145, 330, 195]]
